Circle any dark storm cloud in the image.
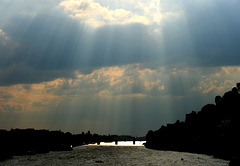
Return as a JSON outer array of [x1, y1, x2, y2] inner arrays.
[[0, 0, 240, 85], [0, 63, 75, 86], [1, 9, 89, 85], [90, 24, 160, 66], [0, 11, 161, 85], [182, 0, 240, 66]]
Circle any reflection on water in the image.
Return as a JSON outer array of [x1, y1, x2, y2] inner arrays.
[[89, 141, 146, 146], [0, 144, 229, 166]]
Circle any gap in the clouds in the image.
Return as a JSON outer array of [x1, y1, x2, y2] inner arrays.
[[59, 0, 172, 27], [1, 1, 240, 164]]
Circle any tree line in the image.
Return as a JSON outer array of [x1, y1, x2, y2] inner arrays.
[[145, 83, 240, 164], [0, 129, 95, 160], [0, 128, 145, 161]]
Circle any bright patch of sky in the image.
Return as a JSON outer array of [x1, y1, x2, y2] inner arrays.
[[59, 0, 165, 27]]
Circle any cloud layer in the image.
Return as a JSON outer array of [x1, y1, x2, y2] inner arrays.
[[0, 0, 240, 135], [1, 64, 239, 135], [59, 0, 163, 27], [1, 0, 240, 85]]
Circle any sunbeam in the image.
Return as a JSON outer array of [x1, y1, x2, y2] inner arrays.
[[0, 0, 240, 138]]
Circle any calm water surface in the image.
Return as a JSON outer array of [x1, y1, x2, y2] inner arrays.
[[0, 141, 229, 166]]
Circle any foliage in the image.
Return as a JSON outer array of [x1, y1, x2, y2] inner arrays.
[[145, 83, 240, 161]]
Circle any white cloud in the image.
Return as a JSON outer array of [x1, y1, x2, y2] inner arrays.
[[59, 0, 176, 27], [135, 1, 162, 25], [0, 29, 10, 46], [59, 0, 149, 27], [0, 29, 19, 51]]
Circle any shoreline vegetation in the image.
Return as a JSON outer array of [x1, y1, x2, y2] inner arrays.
[[0, 129, 144, 161], [145, 83, 240, 166], [1, 83, 240, 165]]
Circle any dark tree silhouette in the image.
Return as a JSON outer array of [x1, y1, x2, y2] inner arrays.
[[145, 83, 240, 164]]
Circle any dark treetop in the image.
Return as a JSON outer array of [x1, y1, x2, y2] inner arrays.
[[145, 83, 240, 165]]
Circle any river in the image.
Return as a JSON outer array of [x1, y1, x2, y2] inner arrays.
[[0, 141, 229, 166]]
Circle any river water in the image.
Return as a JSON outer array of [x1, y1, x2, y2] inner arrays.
[[0, 141, 229, 166]]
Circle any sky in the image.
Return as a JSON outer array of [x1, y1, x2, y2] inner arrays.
[[0, 0, 240, 136]]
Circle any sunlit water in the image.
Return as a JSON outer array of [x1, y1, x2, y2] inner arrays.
[[89, 141, 146, 146], [0, 141, 229, 166]]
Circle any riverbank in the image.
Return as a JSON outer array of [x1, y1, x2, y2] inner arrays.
[[145, 84, 240, 165], [0, 129, 145, 161]]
